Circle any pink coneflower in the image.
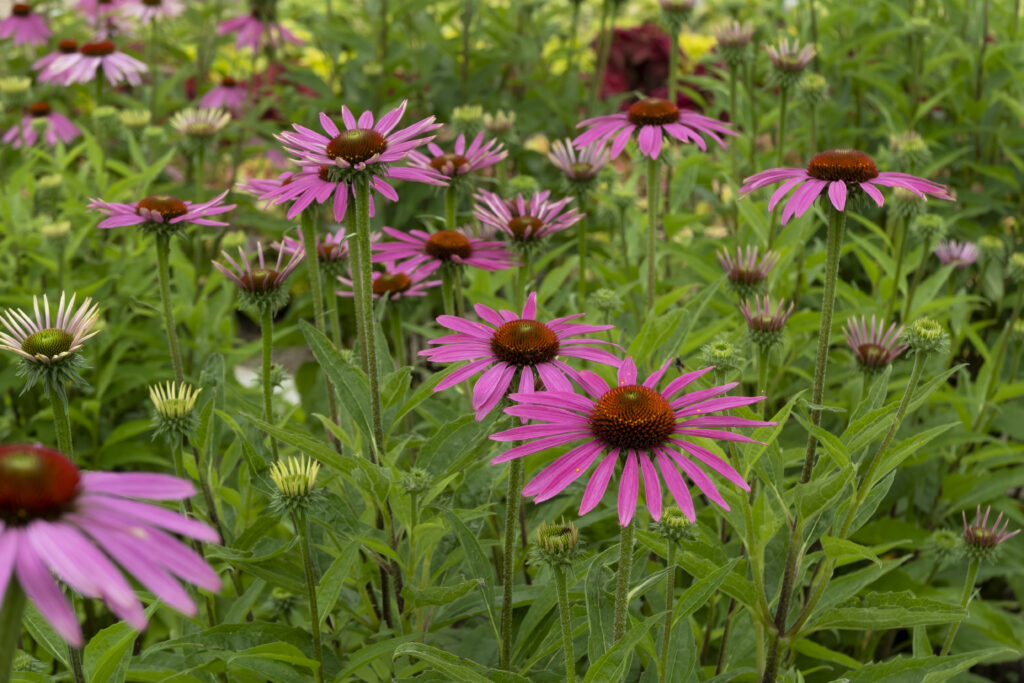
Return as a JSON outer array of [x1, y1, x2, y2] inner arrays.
[[0, 293, 100, 366], [473, 190, 584, 245], [490, 358, 772, 525], [265, 101, 446, 221], [33, 39, 80, 82], [337, 260, 441, 301], [548, 139, 610, 183], [46, 40, 148, 87], [717, 246, 779, 297], [0, 4, 51, 45], [200, 77, 247, 113], [120, 0, 183, 23], [739, 295, 794, 348], [0, 443, 221, 646], [87, 190, 235, 235], [238, 171, 294, 197], [962, 505, 1020, 551], [739, 149, 954, 225], [420, 292, 618, 420], [217, 11, 301, 54], [372, 226, 518, 276], [933, 240, 978, 269], [406, 131, 506, 180], [574, 96, 737, 160], [280, 226, 352, 262], [213, 242, 304, 296], [2, 102, 81, 149], [75, 0, 127, 19], [843, 316, 907, 372], [766, 38, 816, 75]]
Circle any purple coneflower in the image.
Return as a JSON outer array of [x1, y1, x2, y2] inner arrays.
[[169, 107, 231, 138], [474, 189, 584, 245], [843, 316, 907, 372], [75, 0, 126, 19], [574, 96, 737, 160], [490, 358, 771, 525], [218, 10, 301, 54], [2, 102, 81, 149], [120, 0, 183, 23], [337, 260, 441, 301], [421, 292, 618, 420], [46, 40, 148, 87], [33, 39, 80, 83], [766, 38, 816, 76], [200, 77, 247, 113], [259, 165, 396, 222], [717, 246, 779, 297], [739, 295, 794, 348], [373, 226, 518, 276], [213, 242, 304, 295], [933, 240, 978, 269], [407, 131, 506, 180], [279, 226, 354, 262], [740, 149, 954, 225], [548, 139, 610, 184], [88, 190, 235, 235], [238, 171, 294, 197], [963, 505, 1020, 551], [0, 4, 51, 45], [0, 443, 221, 646], [0, 293, 100, 366]]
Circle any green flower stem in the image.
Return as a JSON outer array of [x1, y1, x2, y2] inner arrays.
[[553, 565, 576, 683], [500, 458, 524, 670], [729, 65, 739, 180], [0, 581, 27, 683], [576, 198, 588, 305], [775, 86, 788, 168], [515, 250, 532, 311], [799, 206, 847, 484], [667, 25, 678, 104], [328, 280, 343, 350], [940, 557, 980, 656], [445, 185, 458, 230], [46, 381, 73, 459], [155, 234, 185, 383], [454, 265, 466, 317], [757, 345, 771, 417], [658, 543, 677, 683], [300, 211, 341, 440], [645, 157, 661, 315], [260, 306, 279, 461], [354, 180, 386, 461], [885, 217, 907, 320], [761, 516, 805, 683], [903, 235, 934, 321], [613, 521, 635, 640], [441, 267, 456, 316], [617, 205, 632, 281], [745, 59, 758, 170], [567, 0, 581, 107], [67, 635, 86, 683], [148, 19, 158, 118], [809, 103, 818, 157], [347, 218, 369, 373], [389, 303, 406, 366], [296, 512, 326, 683]]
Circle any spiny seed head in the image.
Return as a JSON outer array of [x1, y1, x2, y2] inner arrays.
[[912, 214, 946, 242], [589, 385, 676, 450], [806, 149, 879, 183], [372, 272, 412, 296], [1007, 252, 1024, 284], [400, 468, 432, 495], [507, 216, 544, 241], [590, 288, 623, 314], [700, 337, 743, 374], [901, 317, 949, 355], [490, 320, 560, 366], [652, 507, 695, 543], [533, 519, 583, 568], [137, 194, 188, 221], [80, 40, 116, 57]]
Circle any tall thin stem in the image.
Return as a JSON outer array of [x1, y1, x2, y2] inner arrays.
[[799, 207, 846, 484], [445, 185, 458, 231], [613, 522, 635, 640], [554, 565, 576, 683], [389, 304, 405, 366], [903, 235, 934, 321], [729, 65, 739, 181], [296, 513, 326, 683], [260, 306, 279, 461], [775, 86, 788, 167], [667, 25, 679, 104], [0, 582, 27, 683], [46, 381, 73, 459], [441, 267, 456, 316], [576, 194, 588, 304], [940, 557, 980, 655], [886, 217, 907, 320], [757, 345, 771, 416], [155, 234, 185, 383], [354, 180, 386, 461], [300, 213, 327, 332], [658, 543, 677, 682], [500, 458, 524, 669], [645, 157, 661, 315]]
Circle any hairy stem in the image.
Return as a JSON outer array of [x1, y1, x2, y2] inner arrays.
[[0, 582, 27, 683], [155, 234, 185, 383], [940, 557, 980, 655], [260, 306, 279, 461], [500, 458, 524, 669], [645, 157, 661, 315], [554, 565, 576, 683], [296, 513, 326, 683], [613, 522, 635, 640], [658, 543, 677, 682], [354, 180, 386, 462]]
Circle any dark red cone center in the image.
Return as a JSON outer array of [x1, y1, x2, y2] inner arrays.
[[137, 194, 188, 220], [626, 98, 680, 126], [508, 216, 543, 241], [326, 129, 388, 165], [589, 385, 676, 449], [372, 272, 412, 295], [489, 320, 559, 366], [81, 40, 117, 56], [425, 231, 472, 261], [0, 445, 80, 522], [806, 149, 879, 183]]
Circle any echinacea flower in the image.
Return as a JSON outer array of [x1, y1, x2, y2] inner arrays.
[[0, 443, 221, 646], [258, 165, 391, 222], [548, 139, 610, 184], [715, 21, 755, 65], [843, 316, 907, 372], [33, 39, 80, 82], [212, 242, 304, 312], [2, 102, 81, 149], [421, 292, 619, 420], [75, 0, 126, 19], [717, 246, 779, 297], [149, 381, 201, 440], [373, 226, 518, 276], [337, 260, 440, 301], [933, 240, 978, 269], [474, 189, 584, 245], [490, 358, 772, 525], [406, 131, 506, 180], [120, 0, 183, 23], [88, 190, 236, 236], [739, 295, 794, 348], [169, 107, 231, 138], [0, 4, 51, 46], [962, 505, 1020, 554], [740, 149, 954, 225], [574, 96, 737, 160], [766, 38, 816, 78], [217, 10, 301, 54], [46, 40, 148, 87], [278, 226, 363, 278], [0, 293, 100, 366], [200, 77, 247, 113]]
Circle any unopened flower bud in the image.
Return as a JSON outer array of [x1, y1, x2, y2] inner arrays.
[[533, 519, 582, 568], [92, 105, 119, 136], [34, 173, 64, 208], [590, 288, 623, 314], [911, 214, 946, 243], [978, 235, 1004, 262], [269, 455, 323, 515], [149, 381, 202, 442], [652, 507, 695, 543], [700, 337, 744, 375], [901, 317, 949, 355], [119, 108, 151, 129], [483, 109, 515, 134], [798, 72, 827, 107], [401, 467, 432, 496], [1006, 252, 1024, 284]]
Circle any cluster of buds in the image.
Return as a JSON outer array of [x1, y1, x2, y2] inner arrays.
[[149, 381, 202, 442], [532, 519, 583, 569], [269, 455, 323, 515], [900, 317, 949, 355], [739, 295, 794, 349]]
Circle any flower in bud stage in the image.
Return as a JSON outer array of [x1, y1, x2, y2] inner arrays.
[[740, 295, 794, 349], [91, 105, 119, 136], [142, 125, 165, 145], [149, 381, 202, 441], [213, 242, 304, 314], [34, 173, 64, 208], [978, 235, 1004, 263], [269, 455, 323, 515], [718, 246, 779, 298], [401, 468, 432, 496], [912, 214, 946, 243], [590, 288, 623, 315], [901, 317, 949, 355], [798, 72, 827, 107], [507, 174, 539, 195], [451, 104, 484, 133], [1011, 319, 1024, 344], [271, 587, 298, 617], [0, 75, 31, 105], [483, 109, 516, 135], [714, 22, 755, 67], [1006, 252, 1024, 284], [652, 506, 695, 544], [533, 519, 583, 568], [40, 220, 71, 239], [844, 316, 907, 374], [889, 131, 931, 169], [962, 505, 1019, 562], [765, 38, 816, 88], [889, 186, 925, 221], [169, 107, 230, 139], [699, 336, 744, 376], [119, 108, 151, 129]]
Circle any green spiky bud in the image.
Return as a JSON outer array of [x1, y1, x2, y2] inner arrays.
[[1006, 252, 1024, 284], [900, 317, 949, 355], [652, 507, 695, 544], [532, 519, 583, 568], [911, 214, 946, 243], [590, 288, 623, 314], [978, 235, 1004, 262], [798, 72, 827, 107], [269, 456, 323, 515], [149, 381, 202, 442], [401, 467, 432, 496], [699, 337, 744, 375]]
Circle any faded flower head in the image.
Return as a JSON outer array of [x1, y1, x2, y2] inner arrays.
[[766, 38, 816, 88], [962, 505, 1019, 561], [901, 317, 949, 355], [715, 22, 755, 66]]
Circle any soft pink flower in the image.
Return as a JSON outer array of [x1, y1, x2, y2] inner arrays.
[[218, 12, 301, 53], [473, 189, 583, 244], [337, 260, 441, 301], [933, 240, 978, 269], [120, 0, 183, 23], [3, 103, 81, 149], [406, 131, 506, 179], [372, 226, 518, 276], [0, 4, 51, 46], [200, 77, 247, 113], [46, 40, 148, 87], [87, 191, 235, 230], [33, 39, 81, 83]]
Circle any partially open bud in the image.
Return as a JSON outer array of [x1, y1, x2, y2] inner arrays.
[[533, 519, 583, 568], [652, 507, 695, 544], [699, 337, 744, 376], [149, 381, 202, 442], [740, 295, 794, 349], [269, 455, 323, 515], [962, 505, 1019, 562], [901, 317, 949, 355]]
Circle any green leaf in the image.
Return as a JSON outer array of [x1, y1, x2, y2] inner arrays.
[[334, 634, 418, 680], [811, 591, 964, 631], [22, 603, 69, 667], [239, 413, 349, 477], [83, 621, 136, 683], [871, 422, 957, 486], [792, 467, 853, 521], [672, 559, 738, 626], [820, 536, 883, 567], [316, 543, 360, 625], [401, 579, 478, 609], [583, 612, 663, 683], [299, 320, 373, 447], [794, 414, 851, 468], [393, 642, 530, 683], [790, 637, 863, 670], [444, 510, 498, 636], [842, 648, 1012, 683], [585, 547, 617, 666]]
